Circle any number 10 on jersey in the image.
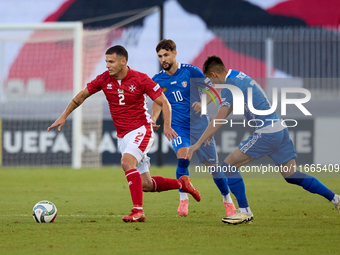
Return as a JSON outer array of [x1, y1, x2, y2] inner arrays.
[[173, 136, 182, 147], [172, 91, 183, 102]]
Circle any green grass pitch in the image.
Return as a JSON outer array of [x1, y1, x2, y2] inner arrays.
[[0, 166, 339, 255]]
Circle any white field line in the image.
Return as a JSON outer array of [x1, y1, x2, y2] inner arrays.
[[0, 214, 167, 217]]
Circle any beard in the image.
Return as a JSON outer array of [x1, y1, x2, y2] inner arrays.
[[108, 66, 123, 77], [163, 62, 173, 71]]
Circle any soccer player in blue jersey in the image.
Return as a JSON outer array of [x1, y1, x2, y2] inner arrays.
[[187, 55, 340, 224], [152, 39, 249, 218]]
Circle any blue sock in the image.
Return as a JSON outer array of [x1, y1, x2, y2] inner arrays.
[[285, 171, 335, 201], [176, 158, 190, 193], [221, 161, 249, 208], [211, 168, 230, 197]]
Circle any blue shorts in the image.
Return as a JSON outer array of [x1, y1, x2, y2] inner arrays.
[[171, 127, 218, 164], [238, 128, 297, 166]]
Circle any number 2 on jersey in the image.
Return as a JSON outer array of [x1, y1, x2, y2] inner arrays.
[[118, 94, 125, 105]]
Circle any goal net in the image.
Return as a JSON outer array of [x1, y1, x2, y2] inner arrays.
[[0, 6, 161, 168], [0, 23, 120, 168]]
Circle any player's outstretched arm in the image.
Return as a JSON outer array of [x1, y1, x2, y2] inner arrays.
[[153, 93, 178, 141], [47, 87, 91, 131], [186, 105, 230, 160]]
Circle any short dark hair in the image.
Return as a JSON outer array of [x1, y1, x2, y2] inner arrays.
[[156, 39, 176, 53], [202, 55, 226, 75], [105, 45, 128, 61]]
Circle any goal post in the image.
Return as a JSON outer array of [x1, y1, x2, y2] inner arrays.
[[71, 22, 83, 169], [0, 6, 162, 168], [0, 22, 83, 168]]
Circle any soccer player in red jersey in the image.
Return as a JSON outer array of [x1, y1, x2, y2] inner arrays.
[[48, 45, 201, 222]]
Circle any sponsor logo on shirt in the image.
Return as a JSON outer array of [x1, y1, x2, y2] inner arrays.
[[118, 88, 124, 93], [170, 81, 177, 85], [107, 84, 113, 89]]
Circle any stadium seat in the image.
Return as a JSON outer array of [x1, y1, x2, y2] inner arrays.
[[27, 78, 45, 96], [6, 79, 24, 99]]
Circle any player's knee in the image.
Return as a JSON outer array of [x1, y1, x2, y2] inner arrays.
[[121, 158, 134, 172], [142, 179, 154, 192]]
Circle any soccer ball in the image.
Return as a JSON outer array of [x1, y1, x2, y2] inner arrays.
[[32, 201, 58, 223]]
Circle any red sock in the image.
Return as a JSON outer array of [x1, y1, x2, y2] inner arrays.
[[125, 169, 143, 209], [151, 176, 181, 192]]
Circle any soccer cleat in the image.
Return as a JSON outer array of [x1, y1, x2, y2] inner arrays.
[[177, 199, 189, 217], [224, 202, 237, 217], [222, 210, 254, 225], [122, 209, 146, 223], [178, 175, 201, 202], [335, 195, 340, 214]]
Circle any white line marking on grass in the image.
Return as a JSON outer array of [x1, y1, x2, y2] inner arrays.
[[0, 214, 167, 217]]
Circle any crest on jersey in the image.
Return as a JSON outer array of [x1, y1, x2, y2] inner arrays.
[[129, 84, 136, 92], [182, 81, 187, 87], [162, 87, 167, 93]]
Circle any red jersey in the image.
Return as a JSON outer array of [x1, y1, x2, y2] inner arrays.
[[87, 68, 163, 138]]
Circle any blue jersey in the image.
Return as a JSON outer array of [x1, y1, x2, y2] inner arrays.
[[222, 69, 282, 132], [152, 63, 209, 131]]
